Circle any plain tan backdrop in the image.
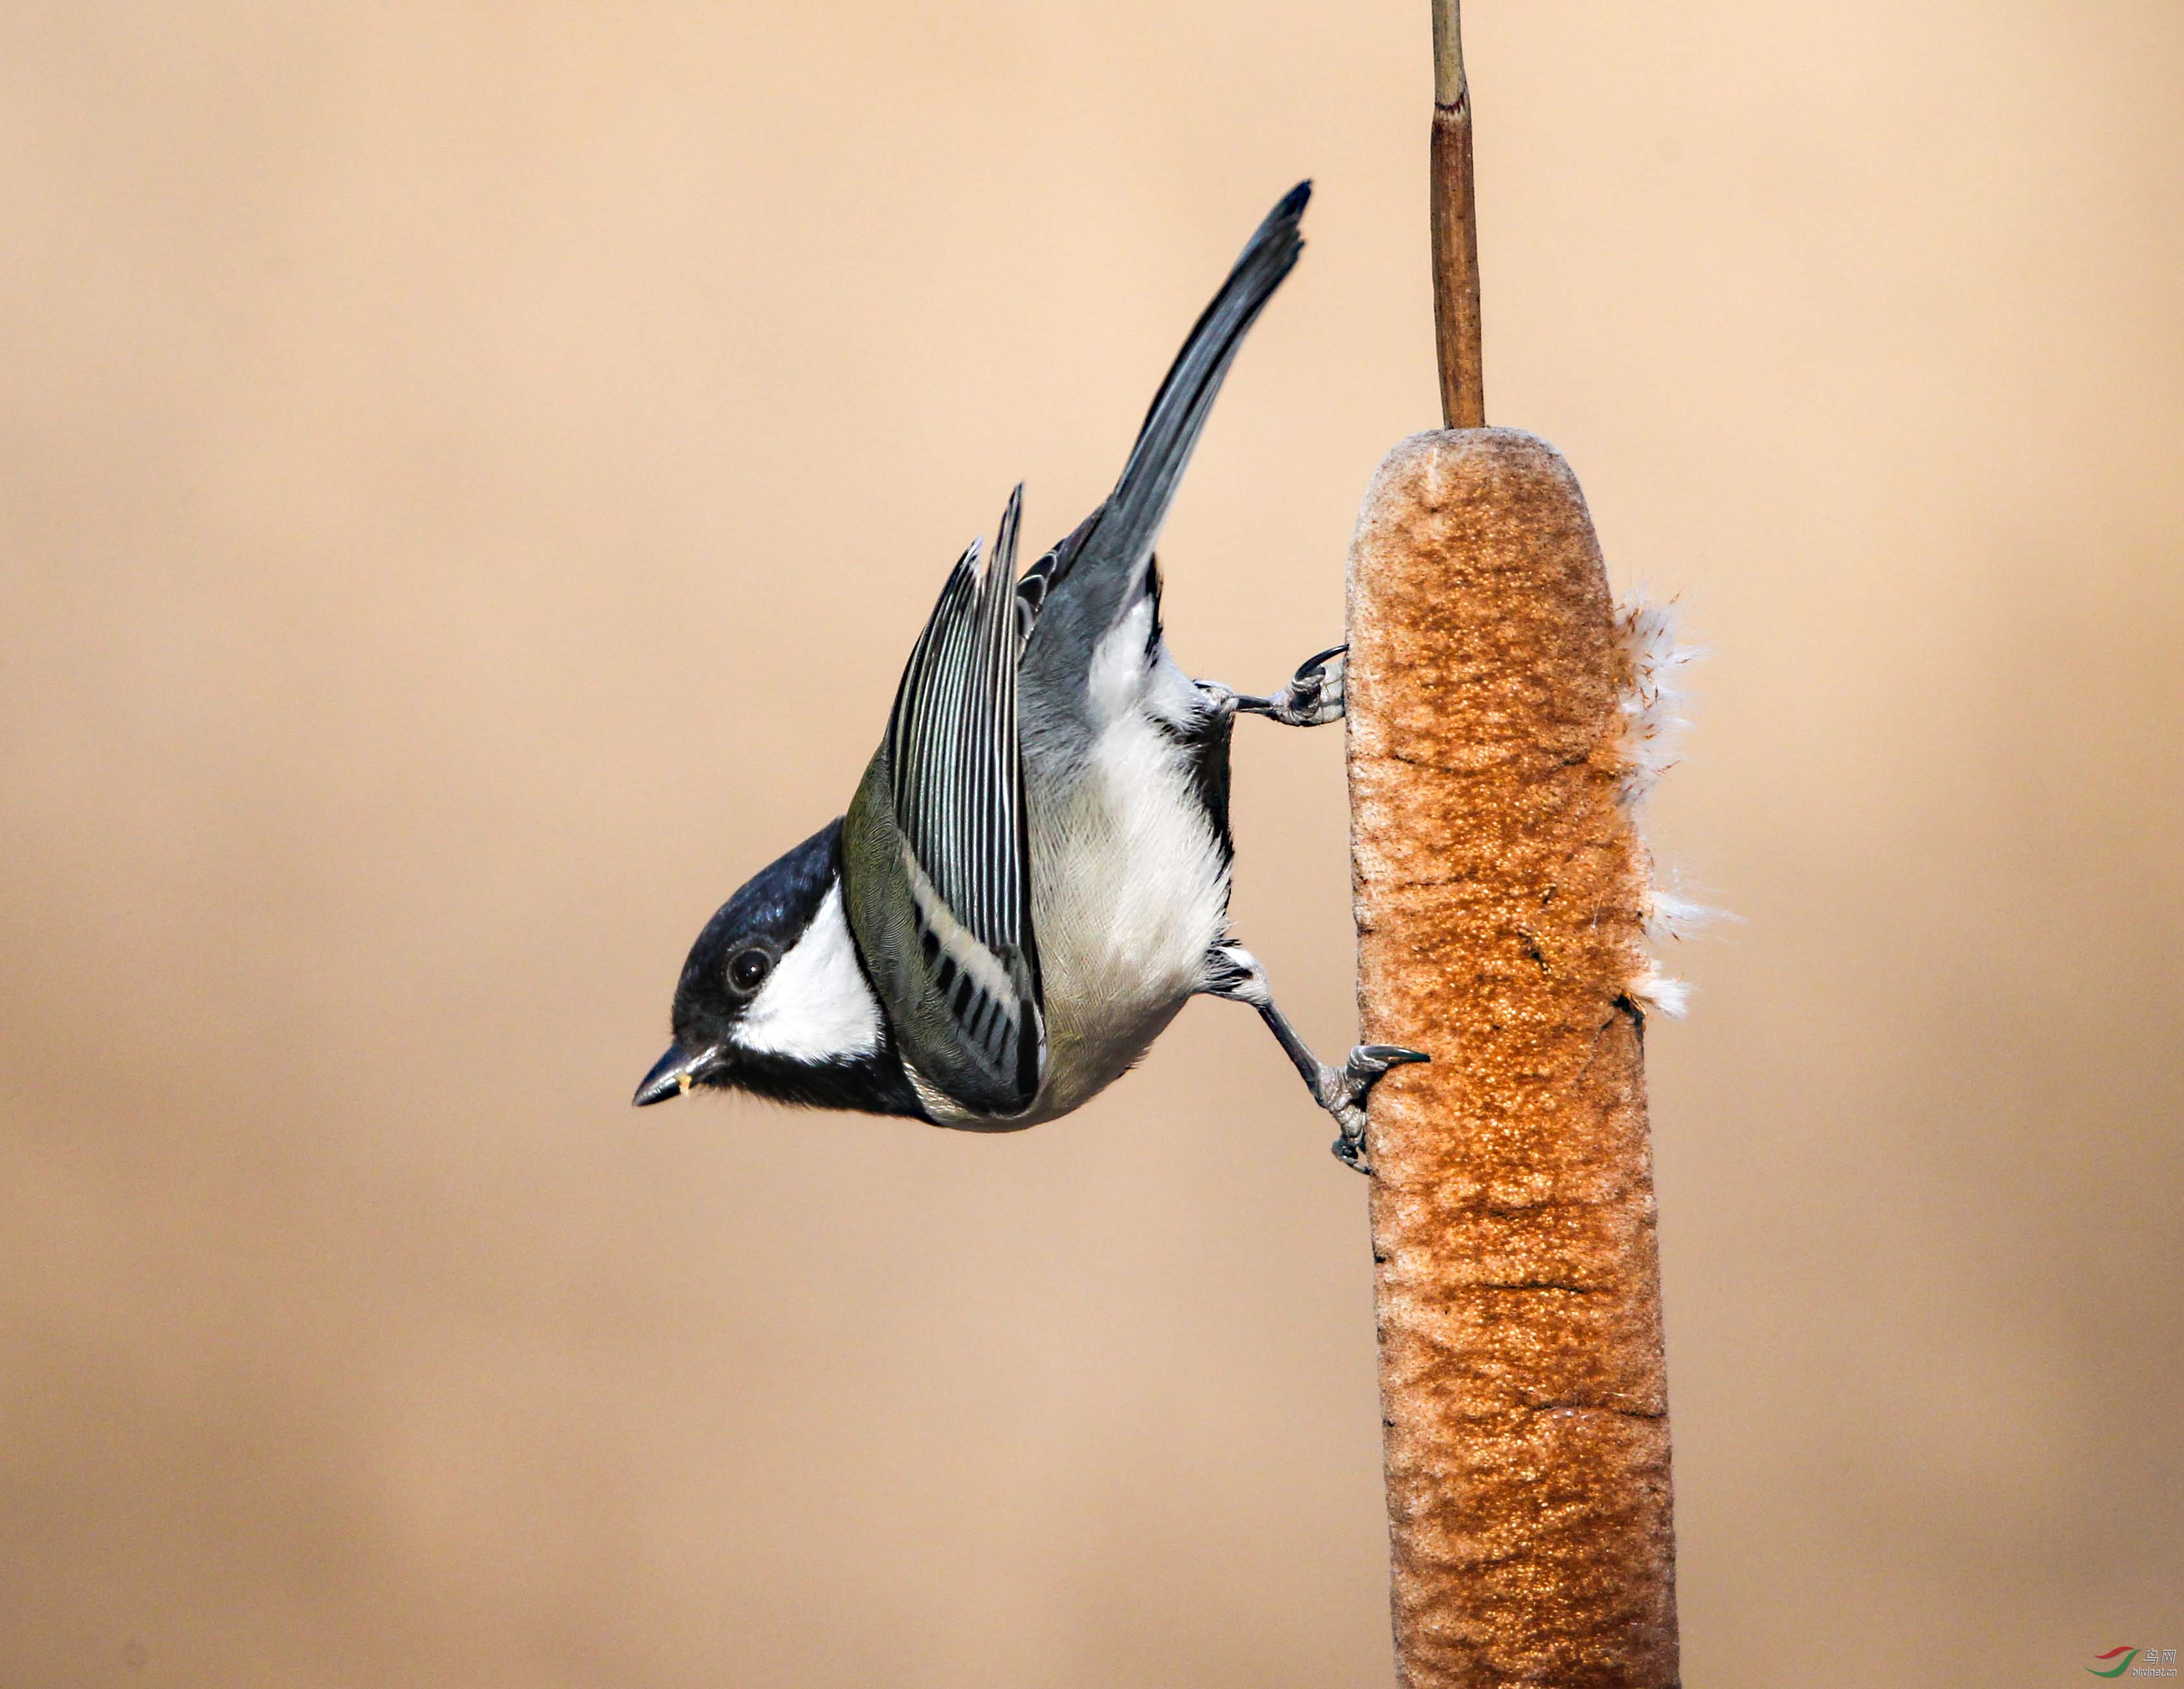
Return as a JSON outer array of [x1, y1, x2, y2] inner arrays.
[[5, 2, 2181, 1684]]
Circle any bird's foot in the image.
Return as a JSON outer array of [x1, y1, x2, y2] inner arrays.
[[1237, 645, 1346, 727], [1316, 1043, 1429, 1174]]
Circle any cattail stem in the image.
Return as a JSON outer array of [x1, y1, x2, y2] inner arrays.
[[1430, 0, 1485, 429]]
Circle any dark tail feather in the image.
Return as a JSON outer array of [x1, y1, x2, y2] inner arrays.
[[1100, 182, 1309, 563], [1016, 185, 1308, 669]]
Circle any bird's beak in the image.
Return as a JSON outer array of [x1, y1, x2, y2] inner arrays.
[[632, 1042, 721, 1107]]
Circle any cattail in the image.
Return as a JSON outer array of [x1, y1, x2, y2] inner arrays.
[[1345, 6, 1685, 1684]]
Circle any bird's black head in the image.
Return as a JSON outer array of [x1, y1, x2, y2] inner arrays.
[[634, 820, 921, 1117]]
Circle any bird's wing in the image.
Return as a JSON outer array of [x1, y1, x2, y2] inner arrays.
[[871, 485, 1044, 1114]]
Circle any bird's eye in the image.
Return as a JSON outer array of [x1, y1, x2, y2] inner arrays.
[[728, 948, 773, 993]]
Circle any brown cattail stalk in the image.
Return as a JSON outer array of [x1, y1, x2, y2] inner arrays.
[[1429, 0, 1484, 429], [1343, 5, 1681, 1684]]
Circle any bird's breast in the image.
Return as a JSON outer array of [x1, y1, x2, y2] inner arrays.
[[1014, 699, 1232, 1125]]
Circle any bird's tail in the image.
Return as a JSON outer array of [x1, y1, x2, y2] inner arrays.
[[1099, 182, 1310, 568], [1014, 185, 1309, 675]]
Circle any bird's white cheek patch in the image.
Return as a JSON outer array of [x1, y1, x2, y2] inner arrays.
[[734, 884, 883, 1062]]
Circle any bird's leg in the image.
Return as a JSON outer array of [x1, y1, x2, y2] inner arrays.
[[1201, 942, 1429, 1173], [1231, 645, 1346, 727]]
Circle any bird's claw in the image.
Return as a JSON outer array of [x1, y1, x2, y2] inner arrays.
[[1320, 1043, 1429, 1175], [1231, 645, 1347, 727], [1331, 1123, 1372, 1173], [1277, 645, 1346, 726]]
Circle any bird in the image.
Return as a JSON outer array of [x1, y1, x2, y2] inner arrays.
[[633, 182, 1425, 1170]]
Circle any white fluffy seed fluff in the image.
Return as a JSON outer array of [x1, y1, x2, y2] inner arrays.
[[1611, 595, 1716, 1018]]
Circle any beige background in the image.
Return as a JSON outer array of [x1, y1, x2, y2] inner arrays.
[[5, 2, 2181, 1684]]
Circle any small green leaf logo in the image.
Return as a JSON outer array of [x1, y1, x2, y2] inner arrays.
[[2088, 1648, 2141, 1679]]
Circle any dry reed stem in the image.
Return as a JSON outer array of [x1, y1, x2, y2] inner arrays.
[[1430, 0, 1485, 429]]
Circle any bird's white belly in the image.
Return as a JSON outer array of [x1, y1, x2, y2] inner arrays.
[[1018, 706, 1230, 1124]]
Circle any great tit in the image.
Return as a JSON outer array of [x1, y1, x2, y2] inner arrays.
[[634, 182, 1425, 1169]]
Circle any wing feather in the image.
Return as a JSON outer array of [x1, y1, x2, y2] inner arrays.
[[879, 485, 1043, 1110]]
